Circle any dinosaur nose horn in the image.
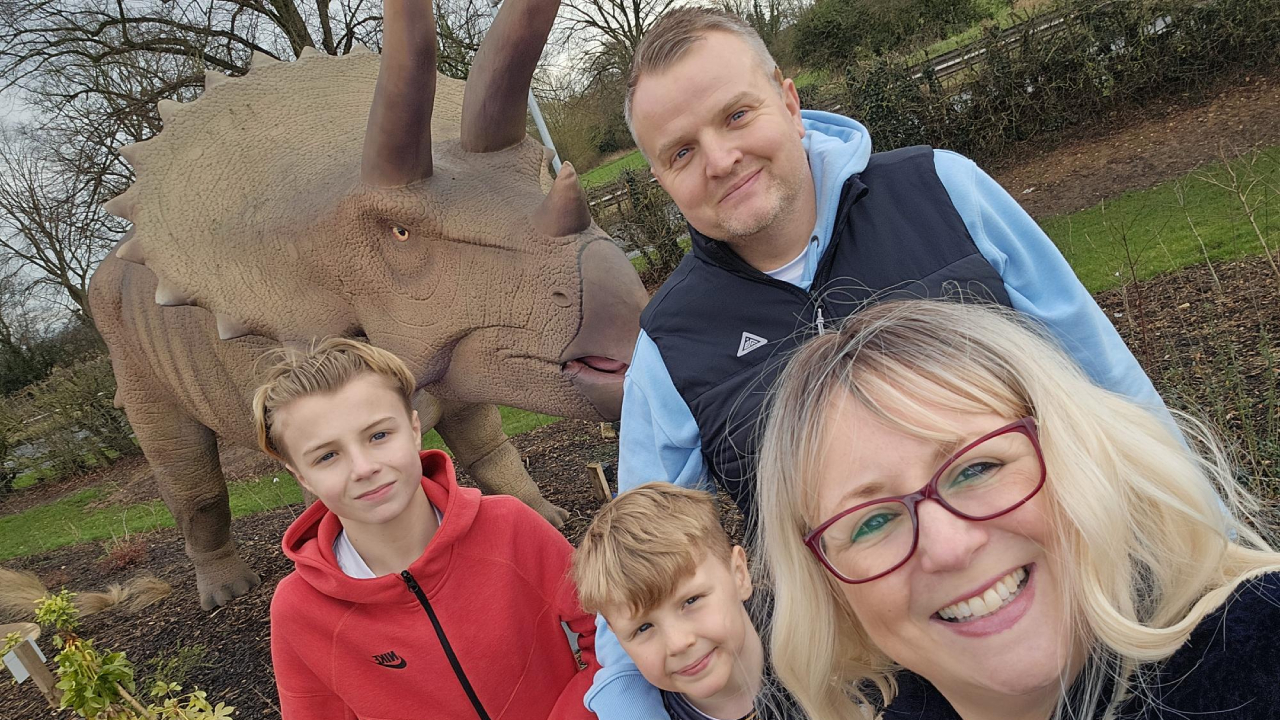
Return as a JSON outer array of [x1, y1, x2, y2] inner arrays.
[[534, 163, 593, 237], [360, 0, 437, 186]]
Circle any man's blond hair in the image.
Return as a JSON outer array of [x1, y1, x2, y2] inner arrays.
[[573, 482, 734, 616], [251, 337, 416, 462], [625, 7, 781, 144]]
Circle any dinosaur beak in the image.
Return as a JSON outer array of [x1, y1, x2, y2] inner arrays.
[[559, 239, 647, 420]]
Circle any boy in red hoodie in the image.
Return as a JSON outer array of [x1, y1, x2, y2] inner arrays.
[[253, 338, 598, 719]]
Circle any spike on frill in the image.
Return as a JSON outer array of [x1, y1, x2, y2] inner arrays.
[[251, 51, 281, 69], [116, 230, 145, 264], [215, 314, 254, 341], [157, 99, 182, 124], [298, 46, 321, 59], [349, 43, 372, 55], [104, 190, 139, 221], [118, 140, 151, 166], [155, 280, 195, 307], [204, 71, 230, 91]]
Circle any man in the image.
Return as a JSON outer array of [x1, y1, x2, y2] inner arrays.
[[589, 8, 1170, 718]]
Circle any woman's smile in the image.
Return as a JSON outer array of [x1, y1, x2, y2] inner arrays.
[[932, 564, 1037, 638]]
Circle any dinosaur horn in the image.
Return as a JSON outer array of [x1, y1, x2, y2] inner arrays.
[[115, 229, 145, 264], [360, 0, 437, 187], [460, 0, 561, 153], [533, 163, 592, 237]]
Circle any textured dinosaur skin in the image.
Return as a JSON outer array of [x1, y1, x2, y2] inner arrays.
[[88, 0, 647, 610]]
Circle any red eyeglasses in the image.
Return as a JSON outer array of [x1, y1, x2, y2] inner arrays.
[[803, 417, 1046, 584]]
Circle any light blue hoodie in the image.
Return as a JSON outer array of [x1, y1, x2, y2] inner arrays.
[[586, 110, 1170, 719]]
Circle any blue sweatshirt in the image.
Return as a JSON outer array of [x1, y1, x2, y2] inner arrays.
[[587, 110, 1170, 719]]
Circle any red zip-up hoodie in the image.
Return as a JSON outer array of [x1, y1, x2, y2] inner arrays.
[[271, 450, 599, 719]]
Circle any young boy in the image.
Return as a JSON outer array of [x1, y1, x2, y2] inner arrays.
[[572, 483, 765, 720], [254, 337, 598, 720]]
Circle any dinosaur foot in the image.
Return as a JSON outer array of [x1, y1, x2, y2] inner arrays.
[[532, 498, 571, 529], [191, 547, 262, 611]]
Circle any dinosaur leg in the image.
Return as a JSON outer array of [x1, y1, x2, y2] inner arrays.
[[121, 382, 260, 610], [433, 400, 570, 528]]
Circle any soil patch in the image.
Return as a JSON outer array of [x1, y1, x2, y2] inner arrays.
[[991, 74, 1280, 220]]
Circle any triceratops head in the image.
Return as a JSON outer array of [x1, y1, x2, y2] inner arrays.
[[105, 0, 648, 420]]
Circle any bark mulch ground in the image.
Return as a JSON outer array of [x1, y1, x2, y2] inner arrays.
[[990, 74, 1280, 220]]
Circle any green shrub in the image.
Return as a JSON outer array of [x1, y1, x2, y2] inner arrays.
[[594, 168, 688, 286], [32, 591, 236, 719], [799, 0, 1280, 163], [792, 0, 994, 68], [1, 355, 137, 486]]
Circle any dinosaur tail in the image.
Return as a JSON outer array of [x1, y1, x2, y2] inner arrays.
[[0, 568, 47, 622], [77, 574, 172, 615], [0, 568, 171, 621]]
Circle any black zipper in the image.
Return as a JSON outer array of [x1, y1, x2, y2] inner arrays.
[[401, 570, 492, 720]]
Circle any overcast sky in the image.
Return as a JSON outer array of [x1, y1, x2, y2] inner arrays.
[[0, 88, 34, 128]]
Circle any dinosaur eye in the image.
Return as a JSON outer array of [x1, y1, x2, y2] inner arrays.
[[392, 226, 410, 241]]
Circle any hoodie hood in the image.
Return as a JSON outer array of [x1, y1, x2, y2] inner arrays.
[[281, 449, 479, 604], [801, 110, 872, 254]]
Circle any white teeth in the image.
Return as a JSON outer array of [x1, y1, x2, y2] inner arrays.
[[937, 567, 1028, 623]]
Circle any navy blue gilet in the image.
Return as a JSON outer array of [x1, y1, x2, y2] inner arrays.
[[639, 146, 1013, 517]]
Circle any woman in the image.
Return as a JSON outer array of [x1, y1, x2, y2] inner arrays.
[[755, 299, 1280, 720]]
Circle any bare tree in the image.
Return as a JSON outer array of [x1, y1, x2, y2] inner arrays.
[[718, 0, 800, 58], [0, 127, 122, 319], [435, 0, 492, 78], [557, 0, 678, 80]]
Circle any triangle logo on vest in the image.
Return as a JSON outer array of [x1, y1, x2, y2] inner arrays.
[[737, 332, 768, 357]]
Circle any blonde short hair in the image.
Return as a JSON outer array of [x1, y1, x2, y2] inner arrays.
[[625, 7, 780, 143], [251, 338, 416, 462], [756, 299, 1280, 719], [573, 482, 734, 616]]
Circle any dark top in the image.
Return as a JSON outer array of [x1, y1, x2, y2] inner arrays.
[[662, 690, 757, 720], [640, 145, 1011, 516], [882, 572, 1280, 719]]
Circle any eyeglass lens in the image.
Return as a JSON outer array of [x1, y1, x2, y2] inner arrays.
[[817, 429, 1042, 582]]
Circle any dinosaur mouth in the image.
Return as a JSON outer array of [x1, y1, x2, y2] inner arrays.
[[570, 355, 629, 374], [562, 356, 629, 421]]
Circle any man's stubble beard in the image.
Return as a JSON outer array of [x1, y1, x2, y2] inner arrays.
[[716, 166, 803, 243]]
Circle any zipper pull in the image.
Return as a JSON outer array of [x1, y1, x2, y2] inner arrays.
[[816, 305, 826, 335], [401, 570, 420, 594]]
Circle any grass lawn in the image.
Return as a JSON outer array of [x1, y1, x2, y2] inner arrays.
[[0, 407, 559, 561], [581, 150, 647, 189], [1043, 148, 1280, 293]]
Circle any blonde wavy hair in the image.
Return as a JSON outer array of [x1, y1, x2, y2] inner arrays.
[[755, 299, 1280, 719], [251, 337, 416, 463], [573, 482, 733, 616]]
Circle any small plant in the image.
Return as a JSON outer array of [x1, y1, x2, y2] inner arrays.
[[31, 591, 235, 719], [97, 535, 149, 574], [2, 631, 23, 655], [35, 589, 80, 636]]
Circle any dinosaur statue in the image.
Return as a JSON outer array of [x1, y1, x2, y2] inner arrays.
[[88, 0, 648, 610]]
